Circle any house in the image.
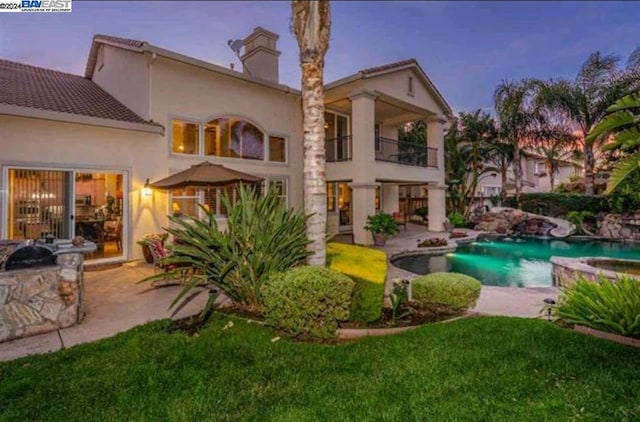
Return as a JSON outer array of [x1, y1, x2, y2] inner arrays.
[[475, 150, 583, 203], [0, 27, 451, 263]]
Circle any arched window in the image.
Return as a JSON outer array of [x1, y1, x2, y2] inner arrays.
[[204, 117, 265, 160]]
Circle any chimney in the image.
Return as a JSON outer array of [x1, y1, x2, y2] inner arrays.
[[241, 27, 280, 83]]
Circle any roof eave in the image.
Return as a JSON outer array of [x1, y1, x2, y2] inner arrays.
[[0, 104, 165, 135], [324, 63, 453, 117]]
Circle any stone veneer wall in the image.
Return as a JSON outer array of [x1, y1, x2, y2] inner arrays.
[[0, 253, 84, 343], [551, 256, 640, 288], [597, 213, 640, 240]]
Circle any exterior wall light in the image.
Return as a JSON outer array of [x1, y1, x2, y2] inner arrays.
[[142, 178, 153, 198]]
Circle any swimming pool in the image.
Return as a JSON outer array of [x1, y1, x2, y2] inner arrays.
[[391, 236, 640, 287]]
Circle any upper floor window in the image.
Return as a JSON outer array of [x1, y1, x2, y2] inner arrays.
[[269, 136, 287, 162], [408, 76, 414, 96], [204, 117, 264, 160], [171, 116, 287, 163], [172, 121, 200, 154]]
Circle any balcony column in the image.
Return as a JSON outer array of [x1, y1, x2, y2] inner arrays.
[[350, 183, 379, 245], [349, 89, 378, 183], [426, 115, 446, 173], [381, 183, 399, 214], [427, 182, 447, 232], [349, 89, 379, 245]]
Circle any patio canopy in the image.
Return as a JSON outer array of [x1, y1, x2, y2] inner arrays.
[[149, 162, 263, 190]]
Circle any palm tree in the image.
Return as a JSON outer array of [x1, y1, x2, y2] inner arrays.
[[292, 0, 331, 266], [537, 50, 640, 195], [486, 138, 514, 204], [531, 130, 579, 191], [445, 110, 498, 216], [494, 79, 539, 203], [588, 92, 640, 193]]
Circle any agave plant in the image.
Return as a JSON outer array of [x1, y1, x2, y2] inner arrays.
[[555, 275, 640, 338], [143, 183, 312, 316]]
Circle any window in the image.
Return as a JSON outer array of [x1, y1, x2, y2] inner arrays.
[[172, 120, 200, 155], [325, 111, 351, 161], [408, 76, 414, 96], [375, 186, 381, 211], [268, 178, 288, 206], [327, 182, 336, 212], [269, 136, 286, 162], [171, 187, 199, 218], [204, 117, 264, 160], [483, 186, 501, 197]]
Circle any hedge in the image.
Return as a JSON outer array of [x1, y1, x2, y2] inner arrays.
[[503, 192, 640, 217], [503, 193, 608, 217], [327, 242, 387, 322]]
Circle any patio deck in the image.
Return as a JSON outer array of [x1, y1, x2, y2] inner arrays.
[[1, 224, 558, 362]]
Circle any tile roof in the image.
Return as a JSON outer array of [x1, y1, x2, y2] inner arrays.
[[359, 59, 417, 75], [0, 59, 161, 128], [92, 34, 146, 49]]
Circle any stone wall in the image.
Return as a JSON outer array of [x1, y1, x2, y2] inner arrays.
[[597, 213, 640, 240], [0, 253, 84, 343], [474, 208, 557, 236]]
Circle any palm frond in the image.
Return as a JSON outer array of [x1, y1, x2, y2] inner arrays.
[[606, 153, 640, 194]]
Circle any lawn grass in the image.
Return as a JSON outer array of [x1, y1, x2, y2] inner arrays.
[[1, 316, 639, 421], [327, 242, 387, 322]]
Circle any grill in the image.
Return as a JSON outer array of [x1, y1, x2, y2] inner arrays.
[[4, 244, 57, 271]]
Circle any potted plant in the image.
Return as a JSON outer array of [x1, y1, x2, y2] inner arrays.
[[364, 213, 399, 246], [136, 233, 168, 263]]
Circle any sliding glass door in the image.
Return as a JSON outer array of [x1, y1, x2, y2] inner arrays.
[[4, 167, 127, 262]]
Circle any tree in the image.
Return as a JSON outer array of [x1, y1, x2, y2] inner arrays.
[[537, 50, 640, 195], [531, 130, 579, 191], [486, 137, 514, 204], [292, 0, 331, 266], [445, 110, 498, 216], [494, 79, 539, 203], [588, 92, 640, 193]]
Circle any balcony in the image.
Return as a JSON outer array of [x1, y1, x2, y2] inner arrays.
[[326, 136, 352, 162], [375, 137, 438, 167], [326, 136, 437, 167]]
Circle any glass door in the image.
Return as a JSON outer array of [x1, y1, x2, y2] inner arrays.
[[6, 169, 72, 240], [337, 182, 352, 232], [74, 171, 125, 261]]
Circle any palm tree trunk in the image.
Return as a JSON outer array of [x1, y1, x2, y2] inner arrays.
[[584, 143, 595, 195], [292, 0, 331, 266], [500, 168, 508, 205], [300, 60, 327, 265], [513, 145, 523, 204], [548, 164, 555, 191]]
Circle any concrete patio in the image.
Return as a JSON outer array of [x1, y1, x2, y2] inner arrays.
[[1, 224, 559, 362], [0, 262, 214, 362]]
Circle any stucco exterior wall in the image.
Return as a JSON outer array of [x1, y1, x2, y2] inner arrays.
[[91, 45, 150, 120], [0, 115, 165, 260], [149, 56, 303, 209], [365, 69, 446, 116]]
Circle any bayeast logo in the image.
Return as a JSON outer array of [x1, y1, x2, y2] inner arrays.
[[21, 0, 72, 12]]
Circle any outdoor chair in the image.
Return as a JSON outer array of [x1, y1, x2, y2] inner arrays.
[[393, 212, 408, 231], [146, 238, 191, 286]]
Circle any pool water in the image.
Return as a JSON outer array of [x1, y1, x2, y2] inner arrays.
[[391, 237, 640, 287]]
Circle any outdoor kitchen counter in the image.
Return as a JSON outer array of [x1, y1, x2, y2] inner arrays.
[[0, 241, 96, 343]]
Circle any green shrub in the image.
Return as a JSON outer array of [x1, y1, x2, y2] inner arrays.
[[262, 266, 354, 339], [555, 275, 640, 338], [364, 213, 399, 236], [412, 272, 482, 310], [504, 193, 609, 217], [447, 211, 464, 227], [143, 184, 311, 315], [413, 207, 429, 218], [327, 242, 387, 322]]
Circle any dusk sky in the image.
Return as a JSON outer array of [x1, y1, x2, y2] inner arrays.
[[1, 1, 638, 113]]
